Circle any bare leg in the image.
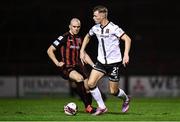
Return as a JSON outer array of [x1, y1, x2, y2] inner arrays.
[[88, 69, 106, 109]]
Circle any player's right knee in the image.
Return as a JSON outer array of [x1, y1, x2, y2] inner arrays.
[[87, 82, 96, 89]]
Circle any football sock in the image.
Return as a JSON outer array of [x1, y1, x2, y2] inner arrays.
[[86, 92, 92, 105], [75, 81, 91, 108], [116, 88, 129, 101], [90, 86, 106, 109]]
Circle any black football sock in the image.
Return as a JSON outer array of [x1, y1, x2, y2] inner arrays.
[[86, 92, 92, 105], [75, 81, 91, 108]]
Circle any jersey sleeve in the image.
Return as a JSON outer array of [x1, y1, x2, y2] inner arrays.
[[88, 26, 95, 36], [52, 36, 65, 48], [114, 26, 125, 38]]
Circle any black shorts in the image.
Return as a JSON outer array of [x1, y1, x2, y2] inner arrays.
[[94, 61, 122, 82], [61, 65, 88, 80]]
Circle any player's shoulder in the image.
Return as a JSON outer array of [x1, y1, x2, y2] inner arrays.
[[109, 22, 119, 28], [92, 24, 101, 29], [108, 22, 123, 32], [58, 32, 70, 40], [56, 32, 69, 41], [62, 32, 70, 37]]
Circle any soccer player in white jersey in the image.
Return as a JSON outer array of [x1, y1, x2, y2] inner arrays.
[[80, 5, 131, 115]]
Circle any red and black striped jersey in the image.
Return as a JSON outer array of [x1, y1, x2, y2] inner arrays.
[[52, 32, 82, 67]]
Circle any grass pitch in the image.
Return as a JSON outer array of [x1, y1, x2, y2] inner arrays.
[[0, 97, 180, 121]]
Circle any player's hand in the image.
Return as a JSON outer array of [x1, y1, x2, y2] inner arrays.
[[122, 55, 129, 67], [56, 61, 65, 67], [80, 51, 87, 65]]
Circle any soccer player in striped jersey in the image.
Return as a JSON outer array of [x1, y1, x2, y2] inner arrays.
[[47, 18, 95, 113], [80, 5, 131, 115]]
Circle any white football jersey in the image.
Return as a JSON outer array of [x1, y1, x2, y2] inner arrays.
[[89, 22, 125, 64]]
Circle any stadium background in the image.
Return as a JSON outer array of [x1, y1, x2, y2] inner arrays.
[[0, 0, 180, 98]]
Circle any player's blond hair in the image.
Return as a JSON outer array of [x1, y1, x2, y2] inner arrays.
[[93, 5, 108, 18]]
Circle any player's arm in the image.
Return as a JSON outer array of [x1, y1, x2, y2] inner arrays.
[[84, 52, 95, 67], [120, 34, 131, 67], [47, 45, 64, 67], [80, 34, 91, 64], [47, 36, 66, 67]]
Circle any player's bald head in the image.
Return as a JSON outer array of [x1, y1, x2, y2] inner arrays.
[[69, 18, 81, 35], [70, 18, 81, 26]]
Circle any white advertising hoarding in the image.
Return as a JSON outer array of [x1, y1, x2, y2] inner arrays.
[[129, 76, 180, 97], [0, 77, 17, 97], [18, 76, 70, 97], [1, 75, 180, 98]]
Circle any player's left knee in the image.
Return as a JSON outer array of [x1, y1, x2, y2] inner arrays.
[[75, 76, 84, 82], [110, 89, 119, 96]]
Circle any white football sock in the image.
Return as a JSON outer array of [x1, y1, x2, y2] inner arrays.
[[90, 87, 106, 109], [117, 88, 129, 101]]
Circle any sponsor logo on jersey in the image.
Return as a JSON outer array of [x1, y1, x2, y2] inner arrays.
[[53, 40, 59, 46], [70, 45, 80, 49], [58, 36, 63, 40], [105, 29, 109, 33], [100, 34, 109, 38]]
